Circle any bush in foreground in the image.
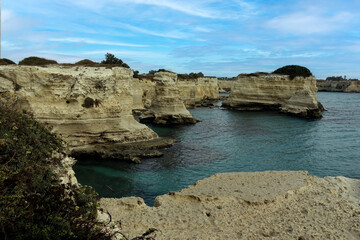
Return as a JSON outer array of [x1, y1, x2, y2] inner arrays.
[[273, 65, 312, 80], [0, 106, 113, 240], [19, 57, 58, 66]]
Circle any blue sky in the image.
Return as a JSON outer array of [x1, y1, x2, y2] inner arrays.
[[2, 0, 360, 78]]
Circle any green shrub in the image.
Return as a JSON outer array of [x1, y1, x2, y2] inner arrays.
[[0, 107, 113, 240], [273, 65, 312, 80], [19, 57, 58, 66], [101, 53, 130, 68], [0, 58, 16, 65], [82, 97, 95, 108], [75, 59, 97, 66]]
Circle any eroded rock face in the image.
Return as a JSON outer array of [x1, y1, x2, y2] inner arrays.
[[100, 171, 360, 240], [134, 71, 197, 125], [218, 79, 235, 93], [176, 77, 219, 108], [223, 74, 323, 118], [0, 65, 158, 157], [317, 79, 360, 93]]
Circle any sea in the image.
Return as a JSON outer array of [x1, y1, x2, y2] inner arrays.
[[73, 92, 360, 205]]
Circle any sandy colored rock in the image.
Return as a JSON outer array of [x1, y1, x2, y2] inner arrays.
[[101, 171, 360, 240], [223, 74, 323, 118], [135, 71, 197, 125], [0, 65, 158, 157], [176, 77, 219, 108], [218, 79, 235, 93], [317, 79, 360, 93]]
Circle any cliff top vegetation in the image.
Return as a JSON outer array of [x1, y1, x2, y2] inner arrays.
[[0, 58, 16, 65], [19, 57, 58, 66], [273, 65, 313, 80]]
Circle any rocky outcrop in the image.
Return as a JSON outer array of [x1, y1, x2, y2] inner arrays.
[[317, 80, 360, 93], [218, 79, 235, 93], [0, 65, 168, 161], [176, 77, 219, 108], [100, 171, 360, 240], [133, 71, 198, 125], [223, 73, 323, 118]]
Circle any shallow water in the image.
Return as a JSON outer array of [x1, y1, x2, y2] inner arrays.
[[74, 92, 360, 205]]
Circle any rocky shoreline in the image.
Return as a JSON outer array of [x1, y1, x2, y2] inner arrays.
[[101, 171, 360, 240]]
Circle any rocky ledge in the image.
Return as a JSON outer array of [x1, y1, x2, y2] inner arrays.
[[0, 65, 168, 161], [101, 171, 360, 240], [223, 73, 323, 119]]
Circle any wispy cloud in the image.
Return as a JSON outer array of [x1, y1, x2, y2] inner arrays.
[[266, 10, 353, 35], [116, 23, 189, 39], [49, 38, 148, 47]]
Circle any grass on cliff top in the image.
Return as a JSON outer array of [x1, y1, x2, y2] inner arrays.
[[0, 106, 115, 240], [273, 65, 312, 80], [19, 57, 58, 66], [0, 58, 16, 65]]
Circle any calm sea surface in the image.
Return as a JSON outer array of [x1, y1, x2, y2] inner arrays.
[[74, 92, 360, 205]]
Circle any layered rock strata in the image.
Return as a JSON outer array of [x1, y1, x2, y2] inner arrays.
[[176, 77, 219, 108], [317, 80, 360, 93], [218, 79, 235, 93], [134, 71, 197, 125], [100, 171, 360, 240], [223, 73, 323, 118], [0, 65, 166, 161]]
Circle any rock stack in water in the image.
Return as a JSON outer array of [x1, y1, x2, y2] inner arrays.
[[149, 71, 198, 124], [223, 66, 323, 119], [176, 76, 219, 108]]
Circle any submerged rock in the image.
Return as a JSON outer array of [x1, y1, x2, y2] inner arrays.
[[101, 171, 360, 240]]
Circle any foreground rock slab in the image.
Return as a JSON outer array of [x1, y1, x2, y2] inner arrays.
[[101, 171, 360, 240]]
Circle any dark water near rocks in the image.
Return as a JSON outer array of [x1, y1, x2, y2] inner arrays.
[[74, 92, 360, 205]]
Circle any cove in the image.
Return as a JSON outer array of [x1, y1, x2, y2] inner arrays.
[[73, 92, 360, 205]]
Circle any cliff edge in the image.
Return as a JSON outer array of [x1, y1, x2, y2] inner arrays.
[[101, 171, 360, 240], [0, 65, 166, 161]]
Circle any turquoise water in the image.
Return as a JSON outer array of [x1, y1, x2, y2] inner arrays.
[[74, 92, 360, 205]]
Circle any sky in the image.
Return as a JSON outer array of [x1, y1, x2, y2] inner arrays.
[[2, 0, 360, 78]]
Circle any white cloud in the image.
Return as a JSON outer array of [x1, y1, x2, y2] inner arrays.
[[49, 38, 148, 47], [116, 23, 190, 39], [266, 11, 353, 35]]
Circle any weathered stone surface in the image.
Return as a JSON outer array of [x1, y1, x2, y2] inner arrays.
[[218, 79, 235, 93], [223, 74, 323, 118], [101, 171, 360, 240], [317, 79, 360, 93], [134, 71, 197, 125], [0, 65, 159, 157], [176, 77, 219, 108]]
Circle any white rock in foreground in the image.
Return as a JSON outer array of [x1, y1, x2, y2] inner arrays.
[[101, 171, 360, 240]]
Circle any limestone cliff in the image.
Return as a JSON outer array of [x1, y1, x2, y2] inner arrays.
[[223, 73, 323, 118], [101, 171, 360, 240], [0, 65, 161, 160], [317, 79, 360, 93], [134, 71, 197, 125], [218, 79, 235, 93], [176, 77, 219, 108]]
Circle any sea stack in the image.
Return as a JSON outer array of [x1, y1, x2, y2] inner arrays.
[[223, 65, 323, 119], [139, 70, 198, 125]]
